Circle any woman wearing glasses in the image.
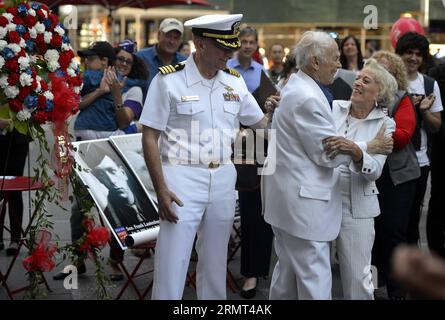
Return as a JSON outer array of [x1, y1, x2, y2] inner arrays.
[[106, 40, 149, 134]]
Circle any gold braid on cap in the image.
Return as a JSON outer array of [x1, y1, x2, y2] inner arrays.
[[216, 39, 241, 49]]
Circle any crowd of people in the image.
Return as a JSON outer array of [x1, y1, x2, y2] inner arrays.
[[1, 12, 445, 300]]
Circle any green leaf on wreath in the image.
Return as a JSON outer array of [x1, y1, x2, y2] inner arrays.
[[0, 106, 10, 119], [14, 120, 29, 135]]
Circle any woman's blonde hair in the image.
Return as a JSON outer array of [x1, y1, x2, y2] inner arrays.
[[363, 58, 398, 107], [371, 50, 408, 91]]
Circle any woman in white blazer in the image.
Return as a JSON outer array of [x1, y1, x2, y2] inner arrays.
[[323, 59, 397, 299]]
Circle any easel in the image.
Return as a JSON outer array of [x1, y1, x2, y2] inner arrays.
[[0, 176, 51, 299]]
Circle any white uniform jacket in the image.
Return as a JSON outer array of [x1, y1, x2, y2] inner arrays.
[[332, 100, 395, 218], [262, 70, 352, 242]]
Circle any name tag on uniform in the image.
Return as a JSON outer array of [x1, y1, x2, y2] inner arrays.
[[181, 95, 200, 102]]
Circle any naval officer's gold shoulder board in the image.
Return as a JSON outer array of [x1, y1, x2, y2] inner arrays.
[[223, 68, 240, 78], [158, 63, 185, 75]]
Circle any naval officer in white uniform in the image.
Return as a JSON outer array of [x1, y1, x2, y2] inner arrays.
[[140, 14, 272, 300], [263, 31, 357, 299]]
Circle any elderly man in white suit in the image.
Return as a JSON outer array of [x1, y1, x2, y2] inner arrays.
[[263, 31, 364, 300]]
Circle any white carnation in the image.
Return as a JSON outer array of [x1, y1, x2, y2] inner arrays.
[[19, 38, 26, 48], [61, 43, 72, 52], [35, 22, 45, 34], [54, 25, 65, 36], [44, 91, 54, 101], [35, 80, 41, 93], [6, 23, 16, 32], [0, 56, 4, 69], [20, 73, 33, 87], [4, 85, 19, 99], [0, 40, 7, 50], [69, 58, 78, 70], [29, 27, 37, 39], [74, 86, 81, 95], [29, 55, 37, 64], [0, 75, 8, 89], [16, 109, 31, 121], [41, 10, 48, 19], [47, 60, 60, 72], [44, 31, 52, 44], [2, 13, 13, 22], [67, 68, 76, 77], [0, 27, 6, 39], [18, 56, 30, 70], [44, 49, 59, 62], [28, 9, 36, 17], [7, 43, 21, 54]]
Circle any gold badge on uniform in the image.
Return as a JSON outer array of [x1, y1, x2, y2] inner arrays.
[[223, 86, 240, 102]]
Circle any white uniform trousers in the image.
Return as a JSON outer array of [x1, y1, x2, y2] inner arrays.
[[269, 226, 332, 300], [151, 163, 237, 300], [336, 173, 375, 300]]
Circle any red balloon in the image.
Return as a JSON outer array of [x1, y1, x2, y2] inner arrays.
[[391, 17, 425, 48]]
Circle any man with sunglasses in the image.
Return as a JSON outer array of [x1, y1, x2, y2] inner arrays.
[[140, 14, 272, 300]]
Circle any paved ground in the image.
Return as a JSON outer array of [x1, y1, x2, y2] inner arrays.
[[0, 125, 430, 300]]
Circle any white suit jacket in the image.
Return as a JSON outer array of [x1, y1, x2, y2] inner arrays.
[[332, 100, 395, 218], [262, 70, 352, 242]]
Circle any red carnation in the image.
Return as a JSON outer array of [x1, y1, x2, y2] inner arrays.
[[22, 32, 30, 41], [17, 49, 26, 58], [35, 34, 47, 53], [5, 58, 19, 72], [40, 80, 48, 91], [8, 31, 21, 44], [37, 95, 46, 109], [49, 14, 58, 28], [0, 16, 8, 27], [34, 110, 50, 124], [7, 73, 19, 86], [31, 78, 39, 91], [36, 9, 46, 20], [8, 99, 23, 113], [41, 4, 50, 12], [59, 51, 73, 69], [6, 7, 18, 15], [18, 86, 31, 101], [50, 34, 62, 48], [51, 75, 80, 122], [24, 15, 37, 28], [86, 227, 110, 249], [12, 16, 24, 26]]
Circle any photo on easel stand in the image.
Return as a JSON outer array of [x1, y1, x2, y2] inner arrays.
[[72, 139, 159, 250]]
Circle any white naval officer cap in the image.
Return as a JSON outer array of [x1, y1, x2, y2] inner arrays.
[[184, 14, 243, 50]]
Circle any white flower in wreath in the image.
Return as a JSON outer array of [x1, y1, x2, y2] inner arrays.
[[74, 86, 81, 95], [7, 43, 21, 54], [44, 91, 54, 101], [41, 9, 48, 19], [0, 27, 7, 39], [35, 22, 45, 34], [0, 75, 8, 89], [28, 9, 36, 17], [69, 58, 79, 70], [29, 27, 37, 39], [7, 23, 17, 32], [44, 31, 52, 44], [61, 43, 72, 52], [0, 56, 4, 69], [0, 39, 7, 50], [2, 13, 13, 22], [19, 38, 26, 48], [4, 85, 19, 99], [16, 109, 32, 121], [44, 49, 60, 71], [20, 73, 33, 87], [18, 56, 30, 70], [29, 55, 37, 64], [35, 76, 42, 92], [54, 25, 65, 36], [67, 68, 76, 77]]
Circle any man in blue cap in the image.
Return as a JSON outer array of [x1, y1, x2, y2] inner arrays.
[[140, 14, 273, 300]]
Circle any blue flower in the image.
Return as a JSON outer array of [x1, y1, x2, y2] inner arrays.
[[25, 67, 33, 75], [43, 19, 52, 30], [45, 100, 54, 112], [24, 95, 38, 109], [17, 4, 28, 15], [31, 3, 41, 10], [26, 40, 35, 52], [62, 35, 70, 44], [55, 70, 66, 77], [16, 25, 27, 36], [2, 48, 15, 60]]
